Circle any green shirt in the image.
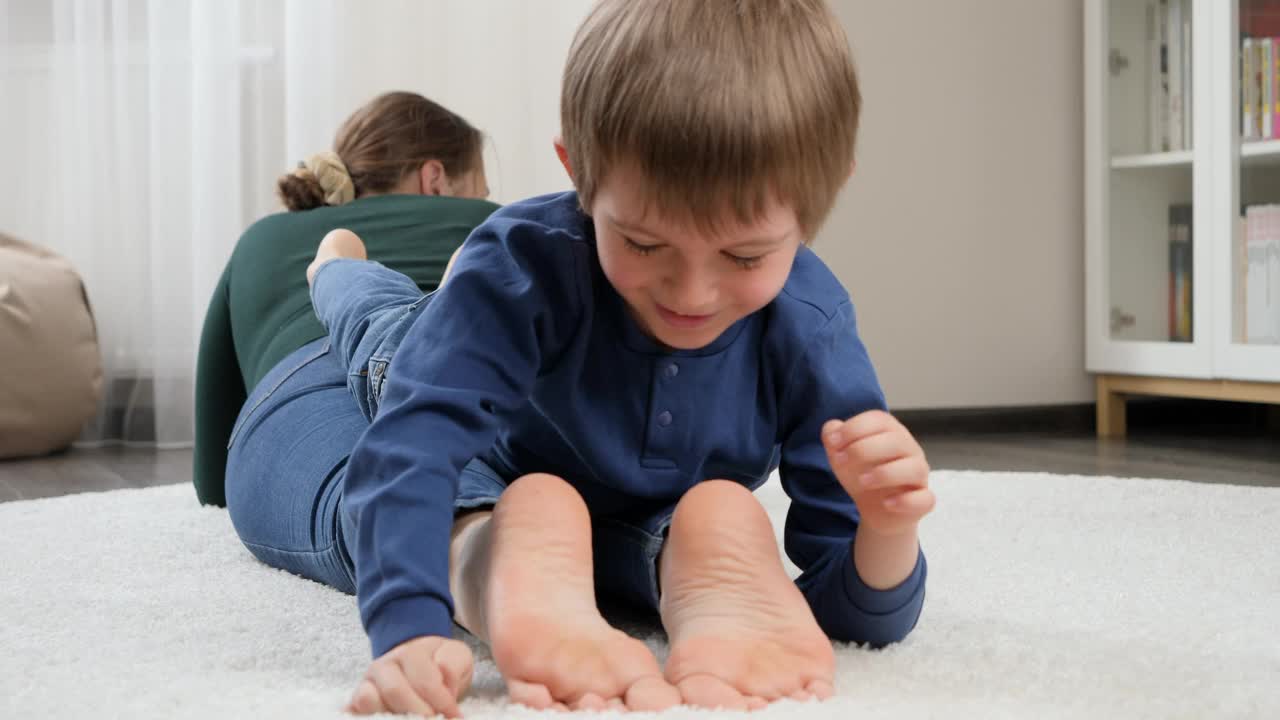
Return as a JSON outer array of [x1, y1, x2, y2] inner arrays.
[[193, 194, 500, 506]]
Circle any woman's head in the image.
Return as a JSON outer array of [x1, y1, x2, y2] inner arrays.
[[278, 91, 487, 211]]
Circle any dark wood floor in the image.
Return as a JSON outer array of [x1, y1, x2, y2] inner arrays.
[[0, 443, 196, 502], [1, 399, 1276, 503]]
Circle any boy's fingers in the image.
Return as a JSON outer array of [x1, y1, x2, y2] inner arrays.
[[833, 431, 910, 471], [824, 425, 893, 461], [865, 456, 926, 489], [883, 486, 936, 517], [857, 456, 929, 492], [823, 410, 897, 449], [434, 640, 474, 699], [348, 679, 382, 714], [396, 652, 460, 719], [369, 661, 433, 717]]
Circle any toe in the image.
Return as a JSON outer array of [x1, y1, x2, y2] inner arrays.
[[806, 678, 835, 700], [745, 696, 769, 711], [572, 692, 607, 711], [624, 675, 683, 712], [507, 678, 554, 709], [676, 673, 749, 711]]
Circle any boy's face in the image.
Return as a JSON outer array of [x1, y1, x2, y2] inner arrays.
[[590, 163, 802, 350]]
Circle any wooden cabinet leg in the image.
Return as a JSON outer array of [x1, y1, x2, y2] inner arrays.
[[1096, 375, 1127, 438]]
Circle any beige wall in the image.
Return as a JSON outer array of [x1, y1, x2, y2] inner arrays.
[[346, 0, 1089, 411], [821, 1, 1090, 409], [282, 0, 592, 206]]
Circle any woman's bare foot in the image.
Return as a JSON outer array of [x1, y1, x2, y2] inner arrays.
[[307, 228, 367, 285], [477, 473, 682, 712], [659, 480, 836, 710]]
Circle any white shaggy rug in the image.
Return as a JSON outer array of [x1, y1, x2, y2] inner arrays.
[[2, 471, 1277, 719]]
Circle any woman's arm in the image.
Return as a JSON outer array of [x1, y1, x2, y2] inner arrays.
[[193, 265, 245, 507]]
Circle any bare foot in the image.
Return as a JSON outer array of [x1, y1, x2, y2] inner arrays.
[[659, 480, 836, 710], [307, 228, 367, 286], [481, 474, 682, 712]]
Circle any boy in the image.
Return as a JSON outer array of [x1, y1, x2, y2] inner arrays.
[[317, 0, 934, 715]]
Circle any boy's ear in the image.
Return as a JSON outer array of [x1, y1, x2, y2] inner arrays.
[[553, 137, 573, 180], [419, 159, 448, 196]]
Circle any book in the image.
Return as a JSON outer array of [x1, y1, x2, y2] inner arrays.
[[1244, 38, 1256, 141], [1244, 205, 1280, 344], [1155, 0, 1171, 151], [1263, 38, 1274, 139], [1177, 0, 1187, 144], [1237, 213, 1248, 344], [1271, 207, 1280, 342], [1168, 0, 1184, 150], [1168, 204, 1193, 342], [1182, 0, 1192, 145], [1242, 0, 1280, 38], [1255, 39, 1266, 139], [1273, 36, 1280, 138]]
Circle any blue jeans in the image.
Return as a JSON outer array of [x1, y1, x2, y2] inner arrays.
[[224, 335, 516, 595], [224, 259, 676, 611]]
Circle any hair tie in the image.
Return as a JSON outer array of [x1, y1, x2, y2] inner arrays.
[[302, 150, 355, 206]]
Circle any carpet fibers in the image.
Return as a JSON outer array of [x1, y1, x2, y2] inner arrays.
[[2, 471, 1276, 719]]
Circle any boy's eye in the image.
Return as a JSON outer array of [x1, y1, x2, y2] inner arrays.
[[724, 252, 764, 269], [624, 237, 659, 255]]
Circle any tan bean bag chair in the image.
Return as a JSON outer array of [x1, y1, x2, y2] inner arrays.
[[0, 232, 103, 459]]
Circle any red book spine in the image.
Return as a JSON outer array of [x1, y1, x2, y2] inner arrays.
[[1243, 0, 1280, 38]]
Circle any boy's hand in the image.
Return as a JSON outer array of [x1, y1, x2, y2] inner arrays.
[[822, 410, 935, 535], [347, 635, 473, 717]]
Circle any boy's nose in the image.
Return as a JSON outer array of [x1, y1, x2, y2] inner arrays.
[[665, 267, 718, 315]]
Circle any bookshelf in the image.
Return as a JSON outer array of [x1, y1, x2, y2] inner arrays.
[[1085, 0, 1280, 436]]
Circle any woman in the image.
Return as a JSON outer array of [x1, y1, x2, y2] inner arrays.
[[194, 91, 496, 508], [194, 91, 497, 717], [194, 91, 496, 591]]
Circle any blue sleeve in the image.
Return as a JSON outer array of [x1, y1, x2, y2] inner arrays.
[[777, 300, 927, 646], [342, 216, 586, 658]]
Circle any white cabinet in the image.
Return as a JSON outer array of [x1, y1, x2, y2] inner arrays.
[[1085, 0, 1280, 435]]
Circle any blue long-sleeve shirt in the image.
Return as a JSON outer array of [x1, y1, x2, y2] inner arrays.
[[343, 191, 927, 658]]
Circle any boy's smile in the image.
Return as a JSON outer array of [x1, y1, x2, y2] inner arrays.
[[654, 304, 715, 330], [589, 163, 803, 350]]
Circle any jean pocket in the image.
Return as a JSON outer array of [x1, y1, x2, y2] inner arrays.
[[366, 358, 388, 417], [361, 291, 437, 417]]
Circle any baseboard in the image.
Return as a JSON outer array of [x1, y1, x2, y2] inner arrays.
[[895, 404, 1095, 434], [898, 397, 1278, 435]]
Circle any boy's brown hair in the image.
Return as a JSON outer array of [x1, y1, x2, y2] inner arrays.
[[561, 0, 860, 240]]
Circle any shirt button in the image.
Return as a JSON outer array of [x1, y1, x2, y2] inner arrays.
[[657, 411, 673, 427], [665, 362, 679, 378]]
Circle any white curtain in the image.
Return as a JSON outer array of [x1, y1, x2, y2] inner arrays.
[[0, 0, 587, 448]]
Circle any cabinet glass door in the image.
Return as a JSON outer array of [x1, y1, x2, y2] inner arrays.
[[1107, 0, 1196, 345], [1212, 0, 1280, 381], [1235, 0, 1280, 347]]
